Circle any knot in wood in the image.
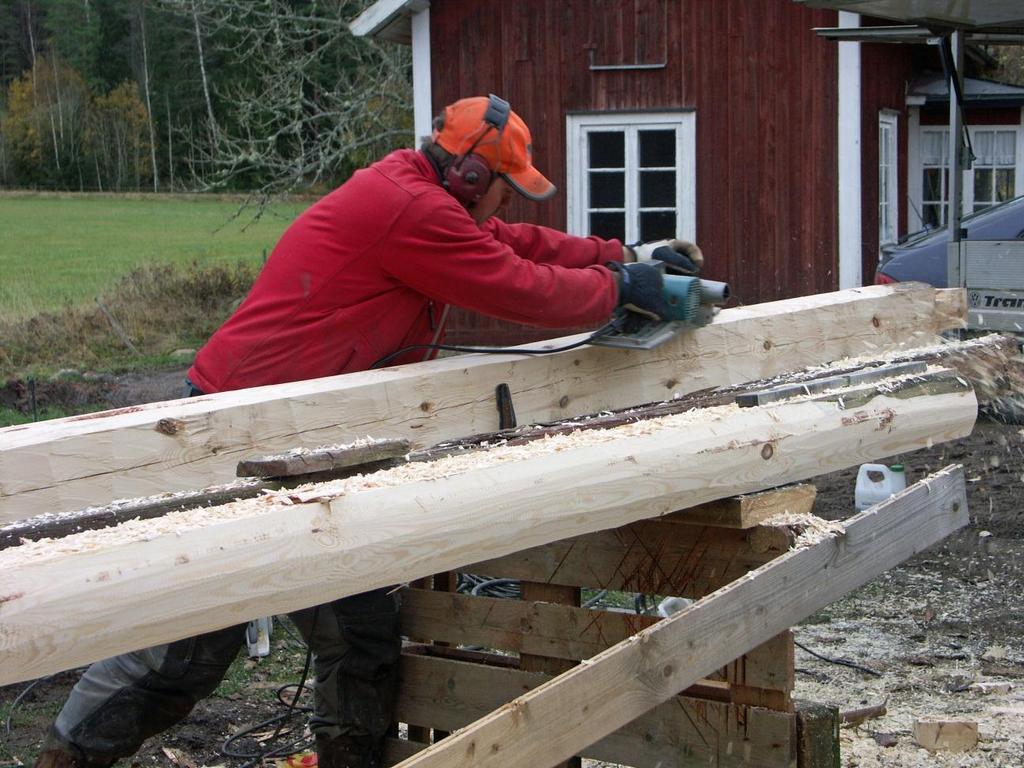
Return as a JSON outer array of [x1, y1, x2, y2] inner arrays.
[[155, 418, 186, 436], [761, 443, 774, 460]]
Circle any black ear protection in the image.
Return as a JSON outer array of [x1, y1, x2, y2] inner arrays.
[[444, 94, 511, 207]]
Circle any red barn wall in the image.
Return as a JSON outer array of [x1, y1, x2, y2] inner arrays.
[[428, 0, 839, 345]]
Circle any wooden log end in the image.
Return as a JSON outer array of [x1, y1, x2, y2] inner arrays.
[[912, 717, 978, 753]]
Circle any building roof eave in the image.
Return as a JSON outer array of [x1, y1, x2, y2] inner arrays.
[[908, 73, 1024, 109], [349, 0, 429, 45]]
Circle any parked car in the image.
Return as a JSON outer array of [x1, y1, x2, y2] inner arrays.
[[875, 194, 1024, 287]]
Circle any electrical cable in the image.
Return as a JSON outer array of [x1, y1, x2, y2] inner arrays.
[[370, 320, 621, 370], [221, 612, 318, 767], [469, 577, 521, 598], [794, 639, 882, 677], [3, 676, 51, 740]]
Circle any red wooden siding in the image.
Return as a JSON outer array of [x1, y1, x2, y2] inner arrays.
[[429, 0, 839, 345], [858, 40, 917, 284]]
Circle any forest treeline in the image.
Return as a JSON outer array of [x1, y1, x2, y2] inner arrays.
[[0, 0, 413, 194]]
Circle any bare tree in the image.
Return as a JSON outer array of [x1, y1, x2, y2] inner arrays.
[[134, 1, 160, 191], [154, 0, 412, 203], [189, 0, 219, 147]]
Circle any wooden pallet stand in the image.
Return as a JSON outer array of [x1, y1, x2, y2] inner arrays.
[[387, 484, 835, 768]]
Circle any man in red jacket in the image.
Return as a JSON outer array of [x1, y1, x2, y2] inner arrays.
[[35, 95, 700, 768]]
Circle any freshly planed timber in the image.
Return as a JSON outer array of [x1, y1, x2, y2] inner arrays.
[[0, 283, 963, 521], [390, 651, 796, 768], [392, 466, 968, 768], [0, 377, 975, 686]]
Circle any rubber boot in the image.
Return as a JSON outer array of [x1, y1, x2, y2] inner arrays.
[[313, 732, 381, 768]]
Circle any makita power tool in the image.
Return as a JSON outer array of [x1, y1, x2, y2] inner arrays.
[[591, 265, 730, 350]]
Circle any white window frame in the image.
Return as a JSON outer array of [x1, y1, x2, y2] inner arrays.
[[878, 110, 899, 247], [908, 116, 1024, 231], [919, 126, 950, 229], [966, 126, 1020, 212], [565, 111, 696, 244]]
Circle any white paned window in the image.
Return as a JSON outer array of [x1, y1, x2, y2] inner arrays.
[[917, 125, 1021, 227], [971, 129, 1016, 212], [566, 112, 696, 244], [878, 111, 898, 245], [921, 128, 950, 229]]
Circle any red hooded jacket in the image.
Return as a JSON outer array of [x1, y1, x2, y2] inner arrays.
[[188, 149, 622, 393]]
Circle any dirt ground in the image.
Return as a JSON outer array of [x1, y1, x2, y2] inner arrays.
[[795, 416, 1024, 767], [1, 377, 1022, 768]]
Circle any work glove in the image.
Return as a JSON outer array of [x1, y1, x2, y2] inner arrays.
[[607, 261, 670, 321], [629, 239, 704, 276]]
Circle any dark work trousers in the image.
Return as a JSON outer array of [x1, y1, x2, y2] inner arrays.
[[42, 382, 402, 768]]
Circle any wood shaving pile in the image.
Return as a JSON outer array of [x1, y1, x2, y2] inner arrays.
[[247, 435, 390, 462], [763, 511, 846, 548]]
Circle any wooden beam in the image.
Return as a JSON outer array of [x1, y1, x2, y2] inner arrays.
[[464, 520, 792, 598], [400, 589, 792, 696], [670, 483, 816, 529], [0, 283, 962, 521], [0, 382, 975, 686], [392, 466, 968, 768], [392, 651, 796, 768], [515, 583, 582, 768]]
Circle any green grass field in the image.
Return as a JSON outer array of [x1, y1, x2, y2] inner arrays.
[[0, 194, 305, 321]]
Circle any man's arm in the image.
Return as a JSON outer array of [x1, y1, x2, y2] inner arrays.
[[483, 218, 626, 270], [381, 204, 618, 328]]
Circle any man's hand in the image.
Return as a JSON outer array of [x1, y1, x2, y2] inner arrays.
[[630, 239, 704, 276], [608, 262, 670, 321]]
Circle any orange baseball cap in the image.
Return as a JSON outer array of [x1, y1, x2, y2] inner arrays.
[[436, 96, 556, 201]]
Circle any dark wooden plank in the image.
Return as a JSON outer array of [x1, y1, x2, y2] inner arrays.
[[235, 438, 411, 478], [0, 478, 269, 549], [795, 700, 841, 768]]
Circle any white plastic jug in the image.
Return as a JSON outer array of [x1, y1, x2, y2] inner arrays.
[[854, 463, 907, 511]]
